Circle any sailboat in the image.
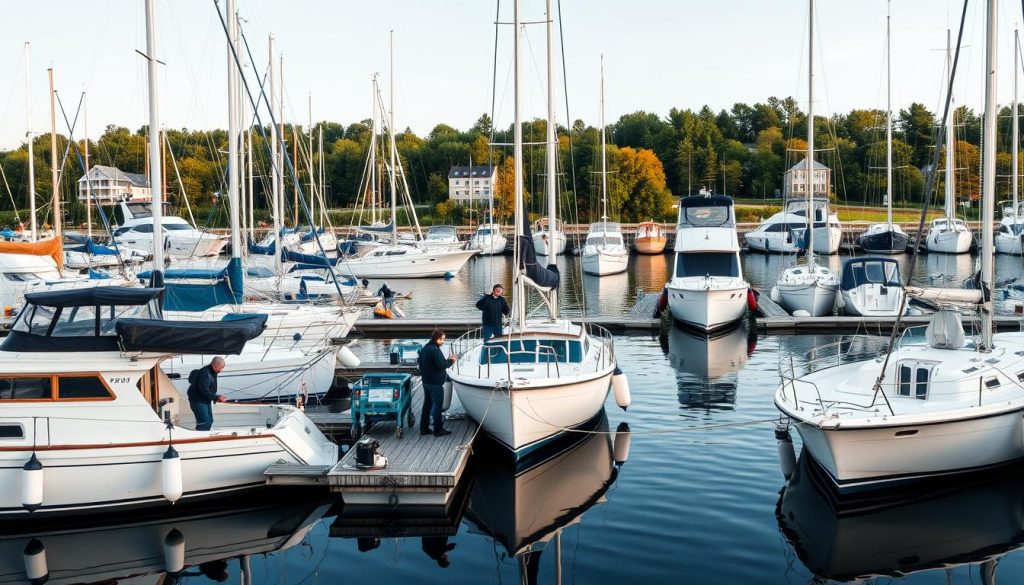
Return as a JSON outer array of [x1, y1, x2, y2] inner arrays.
[[581, 57, 629, 277], [857, 3, 909, 254], [469, 160, 508, 255], [996, 29, 1023, 254], [449, 0, 628, 455], [775, 0, 1024, 495], [926, 31, 973, 254], [773, 0, 840, 317]]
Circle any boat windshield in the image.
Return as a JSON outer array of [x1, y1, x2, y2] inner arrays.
[[841, 259, 901, 290], [427, 226, 456, 239], [14, 301, 161, 337], [480, 339, 583, 364], [785, 199, 829, 222], [586, 235, 624, 247], [675, 252, 739, 278], [475, 228, 493, 236], [680, 206, 733, 228]]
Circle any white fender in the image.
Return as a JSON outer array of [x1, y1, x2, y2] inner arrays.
[[792, 309, 810, 317], [769, 286, 780, 303], [337, 345, 361, 368], [612, 367, 631, 410], [23, 538, 47, 584], [442, 379, 453, 412], [613, 422, 631, 466], [163, 528, 185, 575], [161, 446, 183, 503], [21, 454, 43, 512]]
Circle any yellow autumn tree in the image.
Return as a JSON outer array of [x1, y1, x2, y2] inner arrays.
[[493, 155, 531, 221], [607, 146, 673, 222]]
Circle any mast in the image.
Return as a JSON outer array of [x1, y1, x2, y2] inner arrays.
[[225, 0, 242, 303], [279, 54, 287, 229], [600, 55, 608, 225], [144, 0, 164, 280], [885, 0, 893, 225], [980, 0, 997, 349], [945, 30, 956, 221], [805, 0, 815, 267], [268, 35, 282, 275], [24, 43, 36, 241], [308, 93, 315, 225], [247, 125, 254, 241], [545, 0, 558, 317], [513, 0, 526, 327], [1013, 29, 1019, 221], [389, 31, 398, 245], [47, 68, 60, 243], [319, 125, 325, 226], [84, 93, 91, 240], [370, 76, 379, 225]]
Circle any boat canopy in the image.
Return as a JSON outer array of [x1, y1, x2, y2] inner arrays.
[[678, 195, 734, 229], [427, 225, 457, 236], [116, 314, 266, 355], [839, 258, 902, 291], [24, 287, 162, 308]]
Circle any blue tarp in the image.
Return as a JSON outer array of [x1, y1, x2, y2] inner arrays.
[[282, 249, 340, 267], [248, 241, 275, 255], [139, 267, 228, 280], [162, 280, 237, 312]]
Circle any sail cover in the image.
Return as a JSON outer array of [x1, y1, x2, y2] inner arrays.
[[116, 314, 267, 355], [518, 200, 559, 290]]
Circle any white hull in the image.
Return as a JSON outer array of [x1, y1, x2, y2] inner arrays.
[[167, 303, 358, 348], [840, 283, 905, 317], [995, 232, 1023, 255], [532, 231, 566, 256], [117, 233, 228, 259], [925, 228, 972, 254], [165, 346, 337, 402], [745, 232, 798, 253], [777, 280, 838, 316], [470, 234, 508, 255], [581, 247, 629, 275], [666, 279, 748, 331], [792, 226, 843, 254], [338, 248, 477, 278], [452, 372, 612, 453]]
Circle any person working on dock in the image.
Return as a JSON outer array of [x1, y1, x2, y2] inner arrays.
[[187, 357, 227, 431], [418, 329, 456, 437], [476, 284, 511, 340], [377, 282, 396, 311]]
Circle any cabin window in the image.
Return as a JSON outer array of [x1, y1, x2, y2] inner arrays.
[[985, 377, 1001, 389], [480, 339, 583, 364], [675, 252, 739, 278], [0, 377, 52, 400], [0, 424, 24, 439], [57, 376, 112, 399], [897, 362, 933, 399], [133, 224, 154, 234]]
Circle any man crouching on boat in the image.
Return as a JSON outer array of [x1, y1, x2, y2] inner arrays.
[[188, 357, 227, 431]]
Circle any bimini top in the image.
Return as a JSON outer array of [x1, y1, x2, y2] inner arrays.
[[840, 257, 901, 291], [24, 287, 163, 308], [678, 194, 734, 229]]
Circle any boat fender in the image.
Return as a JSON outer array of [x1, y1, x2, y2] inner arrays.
[[746, 289, 758, 312], [612, 367, 631, 410], [775, 423, 796, 480], [23, 539, 47, 585], [769, 286, 780, 303], [444, 272, 455, 280], [337, 346, 361, 368], [21, 454, 43, 512], [835, 294, 846, 310], [163, 528, 185, 576], [655, 288, 669, 317], [613, 422, 631, 466], [442, 378, 453, 412], [792, 309, 810, 318], [161, 446, 183, 503], [293, 332, 302, 343]]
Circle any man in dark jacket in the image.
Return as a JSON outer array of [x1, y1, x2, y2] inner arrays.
[[187, 357, 227, 431], [418, 329, 456, 437], [475, 284, 511, 340], [377, 282, 396, 310]]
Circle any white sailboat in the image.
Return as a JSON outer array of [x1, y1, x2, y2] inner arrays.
[[666, 194, 749, 331], [582, 57, 629, 277], [469, 160, 509, 255], [996, 28, 1023, 254], [449, 0, 627, 455], [774, 0, 839, 317], [775, 0, 1024, 494], [926, 31, 973, 254], [857, 4, 909, 255]]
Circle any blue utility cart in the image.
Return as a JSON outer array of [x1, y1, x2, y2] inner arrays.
[[351, 372, 415, 439]]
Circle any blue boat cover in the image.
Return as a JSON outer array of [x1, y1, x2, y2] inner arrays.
[[116, 314, 267, 355], [282, 249, 340, 266], [24, 287, 162, 308]]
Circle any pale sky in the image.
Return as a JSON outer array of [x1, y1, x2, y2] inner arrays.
[[0, 0, 1019, 150]]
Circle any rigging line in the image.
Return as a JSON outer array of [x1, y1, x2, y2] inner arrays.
[[487, 0, 501, 287], [875, 0, 970, 399], [558, 0, 585, 313], [0, 160, 17, 217]]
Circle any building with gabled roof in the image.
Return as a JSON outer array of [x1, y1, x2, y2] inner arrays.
[[448, 165, 496, 203], [78, 165, 151, 203], [783, 158, 831, 199]]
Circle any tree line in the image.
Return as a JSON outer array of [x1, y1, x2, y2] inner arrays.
[[0, 96, 1018, 229]]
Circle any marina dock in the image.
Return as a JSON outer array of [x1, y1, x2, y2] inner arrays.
[[267, 383, 476, 507]]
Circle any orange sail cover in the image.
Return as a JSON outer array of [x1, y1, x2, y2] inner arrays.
[[0, 238, 63, 271]]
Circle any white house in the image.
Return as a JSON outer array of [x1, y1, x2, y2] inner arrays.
[[78, 165, 151, 204], [783, 158, 831, 199], [448, 165, 496, 203]]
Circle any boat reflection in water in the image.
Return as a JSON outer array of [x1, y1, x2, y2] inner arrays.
[[777, 455, 1024, 583], [464, 411, 628, 584], [0, 495, 332, 584], [665, 323, 755, 411]]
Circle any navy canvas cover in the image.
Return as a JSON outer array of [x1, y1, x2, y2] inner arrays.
[[116, 314, 267, 355]]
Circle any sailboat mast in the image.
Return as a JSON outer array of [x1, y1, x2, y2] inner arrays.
[[389, 32, 399, 245], [980, 0, 997, 350], [247, 126, 254, 241], [370, 76, 379, 225], [144, 0, 164, 277], [47, 68, 60, 243], [945, 30, 956, 221], [1013, 29, 1019, 217], [600, 55, 608, 226], [545, 0, 557, 253], [513, 0, 526, 328], [226, 0, 242, 270], [24, 43, 36, 241], [308, 93, 315, 224], [84, 93, 91, 241], [319, 125, 325, 226], [885, 0, 893, 225], [268, 34, 282, 276], [805, 0, 815, 267]]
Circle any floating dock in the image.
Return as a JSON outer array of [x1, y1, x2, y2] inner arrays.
[[267, 383, 476, 507]]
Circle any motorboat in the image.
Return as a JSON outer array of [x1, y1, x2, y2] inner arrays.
[[0, 287, 338, 517], [634, 221, 667, 254], [776, 4, 1019, 494], [743, 206, 806, 254], [469, 223, 508, 255], [837, 257, 906, 317], [336, 243, 477, 278], [531, 217, 566, 256], [113, 201, 228, 259], [417, 225, 464, 250], [666, 194, 749, 331], [786, 198, 844, 255], [857, 222, 908, 254]]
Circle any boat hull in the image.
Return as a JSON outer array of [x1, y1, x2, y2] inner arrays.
[[165, 347, 337, 402], [470, 234, 508, 255], [925, 228, 972, 254], [338, 248, 478, 278], [840, 284, 905, 317], [666, 281, 748, 332], [582, 248, 629, 276], [995, 232, 1023, 255], [744, 231, 799, 254], [532, 231, 567, 256], [857, 230, 909, 255], [634, 235, 667, 254], [777, 281, 838, 316]]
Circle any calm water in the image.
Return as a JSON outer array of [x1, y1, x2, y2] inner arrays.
[[9, 330, 1024, 584]]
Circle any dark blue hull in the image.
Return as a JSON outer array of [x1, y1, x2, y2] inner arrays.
[[857, 230, 909, 254]]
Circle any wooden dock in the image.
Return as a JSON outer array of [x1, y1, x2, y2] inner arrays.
[[267, 382, 476, 507]]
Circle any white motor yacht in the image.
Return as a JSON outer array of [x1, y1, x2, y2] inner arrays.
[[417, 225, 465, 250], [469, 223, 508, 255], [666, 195, 749, 331], [837, 257, 905, 317], [0, 287, 337, 517], [113, 202, 228, 259], [744, 207, 806, 254]]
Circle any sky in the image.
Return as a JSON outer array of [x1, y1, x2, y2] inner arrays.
[[0, 0, 1019, 150]]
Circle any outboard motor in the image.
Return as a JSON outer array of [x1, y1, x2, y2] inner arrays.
[[356, 438, 380, 467]]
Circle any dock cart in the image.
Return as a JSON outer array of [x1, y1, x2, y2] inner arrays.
[[351, 373, 415, 439]]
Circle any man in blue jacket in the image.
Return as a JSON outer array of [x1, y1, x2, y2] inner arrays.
[[418, 329, 456, 437], [475, 284, 511, 340], [187, 357, 227, 431]]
